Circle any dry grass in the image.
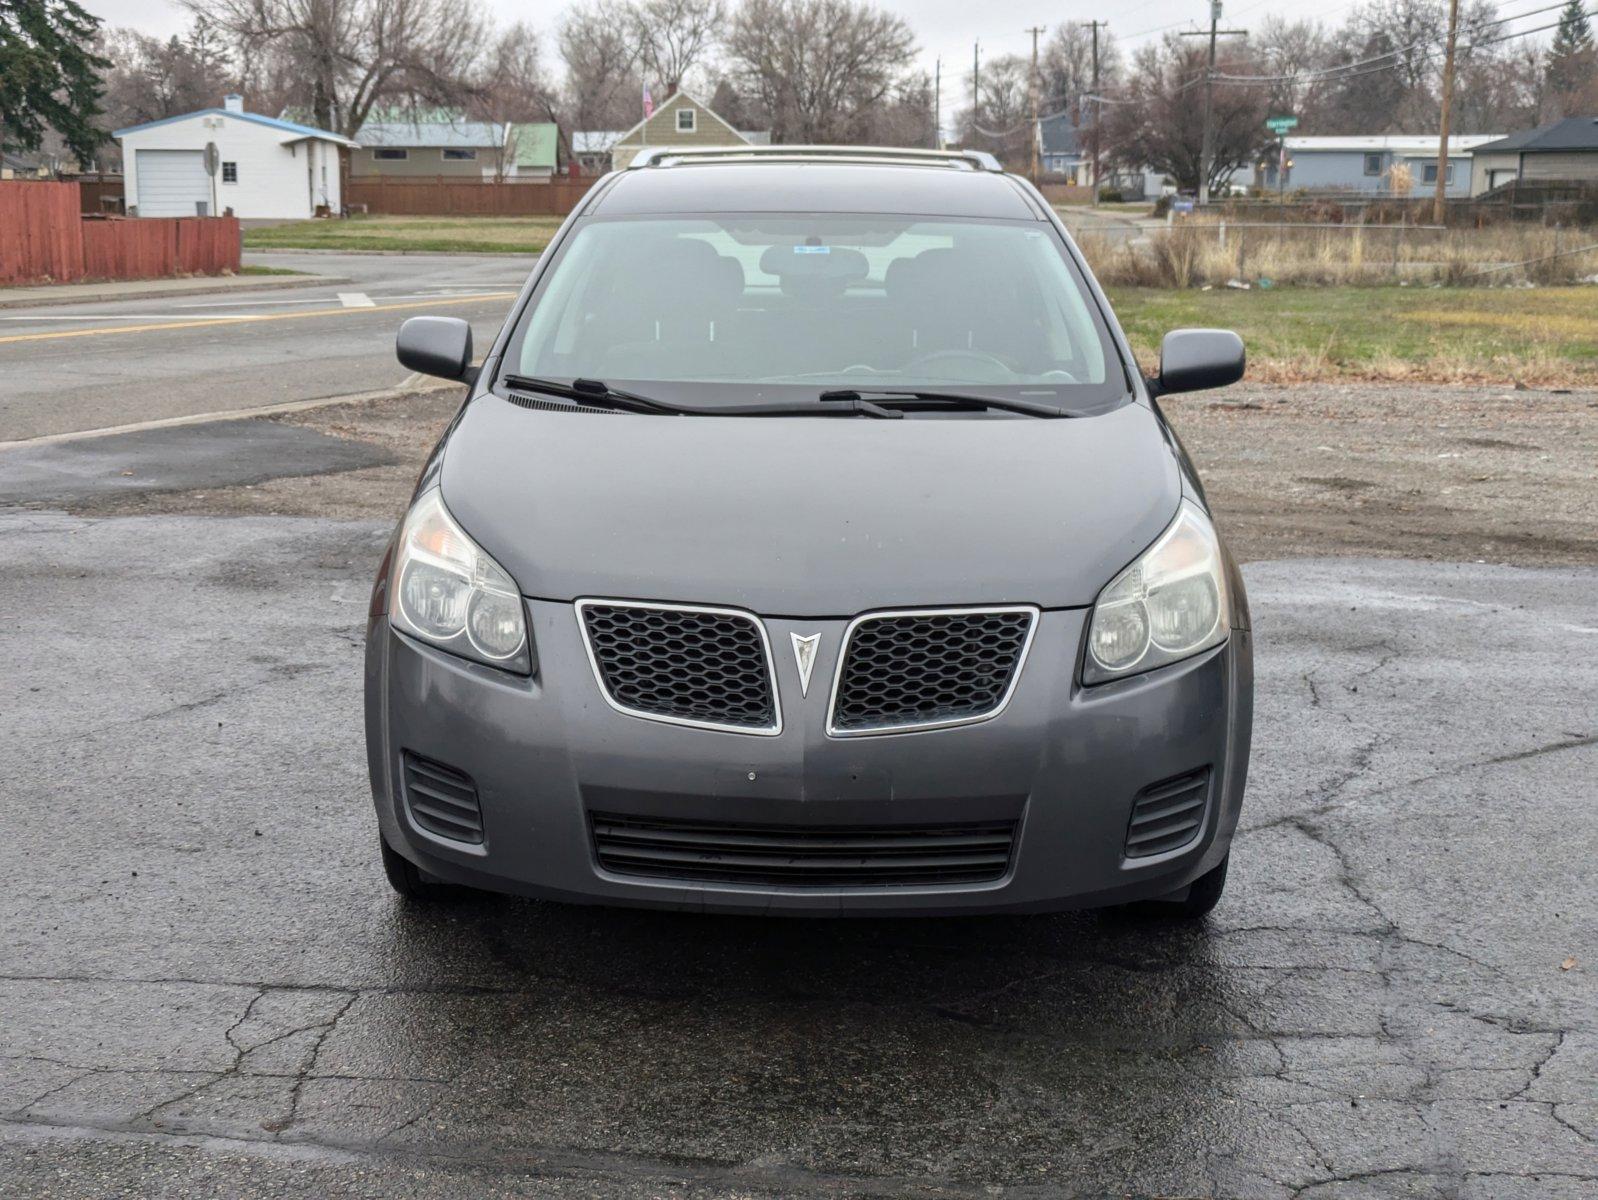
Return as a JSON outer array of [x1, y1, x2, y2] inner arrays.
[[1079, 222, 1598, 290]]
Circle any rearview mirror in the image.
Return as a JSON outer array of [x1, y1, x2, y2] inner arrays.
[[1153, 329, 1245, 396], [397, 316, 474, 382]]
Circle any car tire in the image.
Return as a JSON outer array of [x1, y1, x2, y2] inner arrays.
[[1116, 853, 1229, 920], [379, 834, 465, 902]]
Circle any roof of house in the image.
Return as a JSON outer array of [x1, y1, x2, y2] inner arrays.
[[1282, 134, 1501, 154], [357, 121, 506, 149], [1472, 117, 1598, 155], [1039, 114, 1084, 156], [509, 123, 558, 169], [113, 108, 357, 147]]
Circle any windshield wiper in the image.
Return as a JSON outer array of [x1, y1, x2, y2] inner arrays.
[[501, 374, 903, 418], [819, 388, 1075, 419]]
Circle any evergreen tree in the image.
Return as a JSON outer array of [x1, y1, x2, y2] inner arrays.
[[1546, 0, 1595, 106], [0, 0, 110, 164]]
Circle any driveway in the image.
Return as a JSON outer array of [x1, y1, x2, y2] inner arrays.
[[0, 500, 1592, 1197]]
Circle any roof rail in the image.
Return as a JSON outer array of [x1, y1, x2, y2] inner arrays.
[[627, 144, 1006, 172]]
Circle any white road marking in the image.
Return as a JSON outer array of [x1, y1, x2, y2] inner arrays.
[[338, 292, 376, 308], [0, 314, 259, 322]]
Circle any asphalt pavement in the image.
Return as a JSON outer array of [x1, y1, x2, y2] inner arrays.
[[0, 252, 529, 443], [0, 491, 1592, 1197]]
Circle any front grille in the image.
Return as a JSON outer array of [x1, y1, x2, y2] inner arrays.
[[1124, 768, 1211, 858], [402, 754, 484, 844], [591, 812, 1017, 887], [577, 601, 779, 734], [829, 607, 1037, 735]]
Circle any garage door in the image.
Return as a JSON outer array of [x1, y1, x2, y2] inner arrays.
[[135, 149, 211, 217]]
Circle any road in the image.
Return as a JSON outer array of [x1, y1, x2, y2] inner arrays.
[[0, 252, 530, 442]]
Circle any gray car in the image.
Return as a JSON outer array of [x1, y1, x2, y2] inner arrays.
[[364, 146, 1253, 918]]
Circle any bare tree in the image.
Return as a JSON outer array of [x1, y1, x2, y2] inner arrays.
[[467, 22, 562, 178], [958, 54, 1031, 167], [1105, 35, 1267, 192], [181, 0, 488, 135], [559, 1, 643, 133], [628, 0, 722, 96], [1253, 17, 1335, 127], [1042, 23, 1120, 123], [725, 0, 916, 144], [99, 25, 234, 130]]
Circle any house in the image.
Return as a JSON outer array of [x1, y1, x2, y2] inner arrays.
[[572, 132, 623, 176], [506, 123, 560, 181], [1038, 114, 1087, 181], [1252, 135, 1501, 197], [1469, 117, 1598, 194], [608, 92, 750, 170], [114, 95, 357, 218], [352, 120, 509, 179]]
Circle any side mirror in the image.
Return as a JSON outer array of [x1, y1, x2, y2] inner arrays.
[[1153, 329, 1245, 396], [397, 315, 474, 382]]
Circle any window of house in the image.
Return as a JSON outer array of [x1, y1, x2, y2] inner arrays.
[[221, 161, 237, 183], [443, 148, 477, 161], [1363, 153, 1382, 176], [676, 108, 696, 133], [1421, 162, 1454, 184], [373, 148, 408, 161]]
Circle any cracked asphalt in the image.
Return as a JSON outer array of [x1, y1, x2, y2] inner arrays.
[[1, 506, 1593, 1198]]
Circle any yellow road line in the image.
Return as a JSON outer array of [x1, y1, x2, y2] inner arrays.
[[0, 292, 517, 346]]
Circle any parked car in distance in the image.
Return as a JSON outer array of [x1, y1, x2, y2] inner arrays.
[[365, 145, 1253, 918]]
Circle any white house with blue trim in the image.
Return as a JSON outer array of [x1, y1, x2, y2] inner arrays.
[[115, 96, 358, 219]]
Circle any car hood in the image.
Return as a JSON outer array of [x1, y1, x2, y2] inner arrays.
[[439, 395, 1181, 615]]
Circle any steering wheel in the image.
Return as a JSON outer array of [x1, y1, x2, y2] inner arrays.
[[901, 349, 1016, 380]]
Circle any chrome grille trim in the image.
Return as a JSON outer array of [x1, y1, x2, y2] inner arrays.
[[574, 598, 783, 736], [825, 605, 1040, 738]]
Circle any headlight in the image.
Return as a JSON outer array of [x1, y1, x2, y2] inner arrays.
[[1083, 502, 1229, 684], [391, 489, 532, 674]]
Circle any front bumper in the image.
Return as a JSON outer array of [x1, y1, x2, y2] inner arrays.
[[365, 601, 1253, 915]]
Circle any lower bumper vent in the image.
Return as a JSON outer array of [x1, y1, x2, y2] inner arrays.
[[402, 753, 484, 844], [1124, 768, 1211, 858], [591, 812, 1017, 887]]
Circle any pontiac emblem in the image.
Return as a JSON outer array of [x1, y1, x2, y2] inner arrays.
[[790, 632, 821, 696]]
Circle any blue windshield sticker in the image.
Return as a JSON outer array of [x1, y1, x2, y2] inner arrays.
[[793, 245, 831, 254]]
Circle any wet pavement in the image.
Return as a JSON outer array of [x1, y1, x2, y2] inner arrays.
[[0, 511, 1594, 1198]]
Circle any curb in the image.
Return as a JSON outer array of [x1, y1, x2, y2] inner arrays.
[[0, 374, 461, 453], [0, 274, 349, 311]]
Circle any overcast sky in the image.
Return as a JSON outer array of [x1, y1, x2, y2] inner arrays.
[[81, 0, 1354, 94]]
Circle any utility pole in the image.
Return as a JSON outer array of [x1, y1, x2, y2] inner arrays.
[[973, 40, 981, 141], [934, 57, 942, 150], [1028, 26, 1045, 182], [1182, 4, 1247, 205], [1433, 0, 1461, 224], [1077, 19, 1108, 206]]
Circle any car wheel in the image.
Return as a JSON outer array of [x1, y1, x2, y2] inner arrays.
[[379, 834, 465, 902], [1117, 854, 1229, 920]]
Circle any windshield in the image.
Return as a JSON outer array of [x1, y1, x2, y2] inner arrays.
[[501, 214, 1129, 413]]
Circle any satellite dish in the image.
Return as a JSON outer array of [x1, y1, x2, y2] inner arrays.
[[204, 142, 220, 177]]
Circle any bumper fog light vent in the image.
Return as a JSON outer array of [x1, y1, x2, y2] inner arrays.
[[591, 813, 1017, 887], [1124, 768, 1211, 858], [402, 753, 484, 844]]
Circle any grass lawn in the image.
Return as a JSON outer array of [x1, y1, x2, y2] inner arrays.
[[237, 263, 308, 276], [1106, 285, 1598, 385], [243, 215, 565, 254]]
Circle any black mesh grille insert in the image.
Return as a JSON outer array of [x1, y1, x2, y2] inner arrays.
[[830, 609, 1035, 733], [1124, 768, 1211, 858], [591, 812, 1017, 887], [580, 603, 776, 731], [402, 753, 484, 844]]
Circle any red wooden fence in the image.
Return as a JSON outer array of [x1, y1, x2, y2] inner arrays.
[[0, 181, 239, 286], [346, 176, 595, 216]]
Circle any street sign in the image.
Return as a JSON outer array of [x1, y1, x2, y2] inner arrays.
[[203, 142, 220, 176], [1265, 116, 1299, 134]]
